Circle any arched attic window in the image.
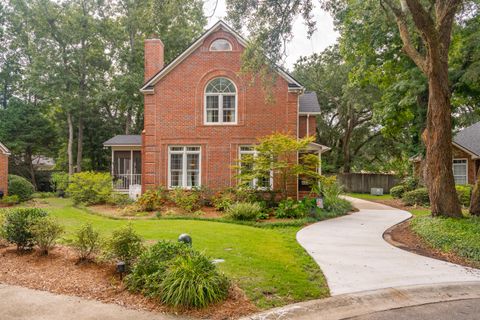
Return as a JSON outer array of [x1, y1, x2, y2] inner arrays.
[[209, 39, 232, 51], [204, 77, 237, 124]]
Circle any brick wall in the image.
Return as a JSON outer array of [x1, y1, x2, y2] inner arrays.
[[143, 29, 302, 196], [452, 145, 477, 184], [298, 115, 317, 138], [0, 153, 8, 196]]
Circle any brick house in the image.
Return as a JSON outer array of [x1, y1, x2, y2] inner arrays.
[[413, 121, 480, 185], [104, 21, 329, 198], [0, 142, 10, 197]]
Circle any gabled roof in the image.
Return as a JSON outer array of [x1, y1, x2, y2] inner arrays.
[[0, 142, 10, 155], [140, 20, 304, 94], [299, 92, 321, 114], [453, 121, 480, 158], [103, 135, 141, 147]]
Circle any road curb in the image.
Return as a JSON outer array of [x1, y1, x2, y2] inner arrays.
[[241, 281, 480, 320]]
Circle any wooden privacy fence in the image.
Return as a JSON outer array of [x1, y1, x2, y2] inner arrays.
[[336, 173, 400, 194]]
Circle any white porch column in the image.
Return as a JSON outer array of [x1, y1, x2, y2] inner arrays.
[[111, 149, 114, 177], [318, 150, 322, 176], [130, 149, 134, 186]]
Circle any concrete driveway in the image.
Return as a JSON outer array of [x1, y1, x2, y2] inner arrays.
[[297, 196, 480, 295]]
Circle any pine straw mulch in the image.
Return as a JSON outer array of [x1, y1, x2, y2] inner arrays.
[[0, 244, 257, 319]]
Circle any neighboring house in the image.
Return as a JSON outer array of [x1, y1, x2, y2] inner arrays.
[[0, 142, 11, 197], [104, 21, 329, 198], [413, 121, 480, 185]]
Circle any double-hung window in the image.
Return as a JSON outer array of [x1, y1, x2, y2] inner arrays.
[[168, 146, 201, 188], [239, 146, 272, 189], [452, 159, 467, 185], [205, 77, 237, 124]]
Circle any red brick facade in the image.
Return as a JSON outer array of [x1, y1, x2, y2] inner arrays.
[[298, 115, 317, 138], [0, 153, 8, 196], [141, 26, 310, 196]]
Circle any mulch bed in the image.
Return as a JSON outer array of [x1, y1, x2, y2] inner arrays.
[[0, 244, 257, 319]]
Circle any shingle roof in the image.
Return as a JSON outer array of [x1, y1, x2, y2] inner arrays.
[[103, 135, 141, 146], [0, 142, 10, 155], [453, 121, 480, 157], [299, 92, 321, 114]]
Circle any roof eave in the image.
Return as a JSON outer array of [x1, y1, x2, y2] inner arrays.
[[452, 141, 480, 159]]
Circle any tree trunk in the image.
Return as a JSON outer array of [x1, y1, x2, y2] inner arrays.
[[470, 167, 480, 216], [424, 65, 462, 217], [67, 111, 74, 176], [76, 115, 83, 172]]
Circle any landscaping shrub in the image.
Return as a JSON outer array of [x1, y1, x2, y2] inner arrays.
[[136, 188, 167, 211], [455, 185, 472, 207], [390, 185, 406, 199], [50, 172, 69, 196], [1, 195, 20, 206], [275, 198, 306, 219], [401, 176, 419, 191], [160, 251, 230, 308], [108, 193, 134, 207], [107, 224, 143, 268], [212, 187, 261, 211], [67, 171, 113, 205], [126, 240, 192, 295], [2, 208, 48, 250], [212, 190, 235, 211], [170, 188, 202, 213], [8, 175, 35, 202], [226, 202, 263, 221], [30, 217, 64, 255], [402, 188, 430, 206], [71, 223, 102, 261]]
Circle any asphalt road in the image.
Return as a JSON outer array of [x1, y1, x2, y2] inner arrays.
[[350, 299, 480, 320]]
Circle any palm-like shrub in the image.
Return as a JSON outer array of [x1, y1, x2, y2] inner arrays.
[[160, 251, 229, 308], [226, 202, 263, 220]]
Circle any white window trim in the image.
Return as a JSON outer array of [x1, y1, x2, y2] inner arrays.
[[209, 39, 233, 51], [204, 78, 238, 125], [239, 146, 273, 190], [168, 146, 201, 189], [452, 158, 468, 185]]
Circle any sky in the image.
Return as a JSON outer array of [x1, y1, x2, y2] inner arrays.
[[203, 0, 339, 70]]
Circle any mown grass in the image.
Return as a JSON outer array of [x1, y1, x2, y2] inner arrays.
[[409, 209, 480, 265], [18, 198, 329, 308], [346, 193, 393, 200]]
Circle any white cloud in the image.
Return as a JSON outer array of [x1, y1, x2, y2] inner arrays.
[[204, 0, 339, 70]]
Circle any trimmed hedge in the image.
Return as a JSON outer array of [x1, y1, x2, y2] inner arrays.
[[390, 185, 406, 199], [402, 188, 430, 206], [455, 185, 472, 207], [8, 175, 35, 201]]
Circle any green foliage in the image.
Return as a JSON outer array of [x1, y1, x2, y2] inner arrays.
[[275, 198, 306, 219], [71, 223, 102, 261], [236, 133, 318, 199], [30, 217, 64, 255], [2, 208, 48, 250], [160, 251, 230, 308], [1, 195, 20, 206], [402, 188, 430, 206], [107, 224, 143, 268], [51, 172, 69, 194], [226, 202, 263, 221], [8, 175, 35, 202], [411, 215, 480, 264], [136, 188, 167, 211], [108, 193, 134, 207], [169, 188, 202, 213], [456, 185, 472, 208], [211, 187, 262, 211], [211, 191, 235, 211], [126, 241, 192, 296], [390, 185, 406, 199], [67, 171, 113, 205], [315, 176, 352, 215], [401, 176, 420, 191]]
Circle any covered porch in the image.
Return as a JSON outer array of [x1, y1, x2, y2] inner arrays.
[[298, 142, 331, 198], [103, 135, 142, 193]]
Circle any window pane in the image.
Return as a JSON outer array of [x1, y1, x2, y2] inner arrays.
[[171, 171, 182, 187], [223, 95, 235, 109], [170, 154, 183, 170], [210, 39, 232, 51], [186, 146, 200, 152], [207, 110, 219, 122], [170, 146, 184, 152], [257, 175, 271, 189], [206, 78, 236, 93], [223, 109, 235, 122], [187, 154, 200, 187]]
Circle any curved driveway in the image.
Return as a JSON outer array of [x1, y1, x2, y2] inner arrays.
[[297, 196, 480, 295]]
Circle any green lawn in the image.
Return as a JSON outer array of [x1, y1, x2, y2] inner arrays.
[[30, 198, 329, 308], [346, 192, 393, 200]]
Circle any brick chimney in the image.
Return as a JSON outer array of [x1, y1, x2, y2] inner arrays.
[[144, 39, 164, 82]]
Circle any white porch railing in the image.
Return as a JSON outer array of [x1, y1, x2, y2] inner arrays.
[[114, 174, 142, 191]]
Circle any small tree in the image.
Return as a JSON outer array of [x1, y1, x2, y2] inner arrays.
[[236, 133, 320, 199], [470, 167, 480, 216]]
